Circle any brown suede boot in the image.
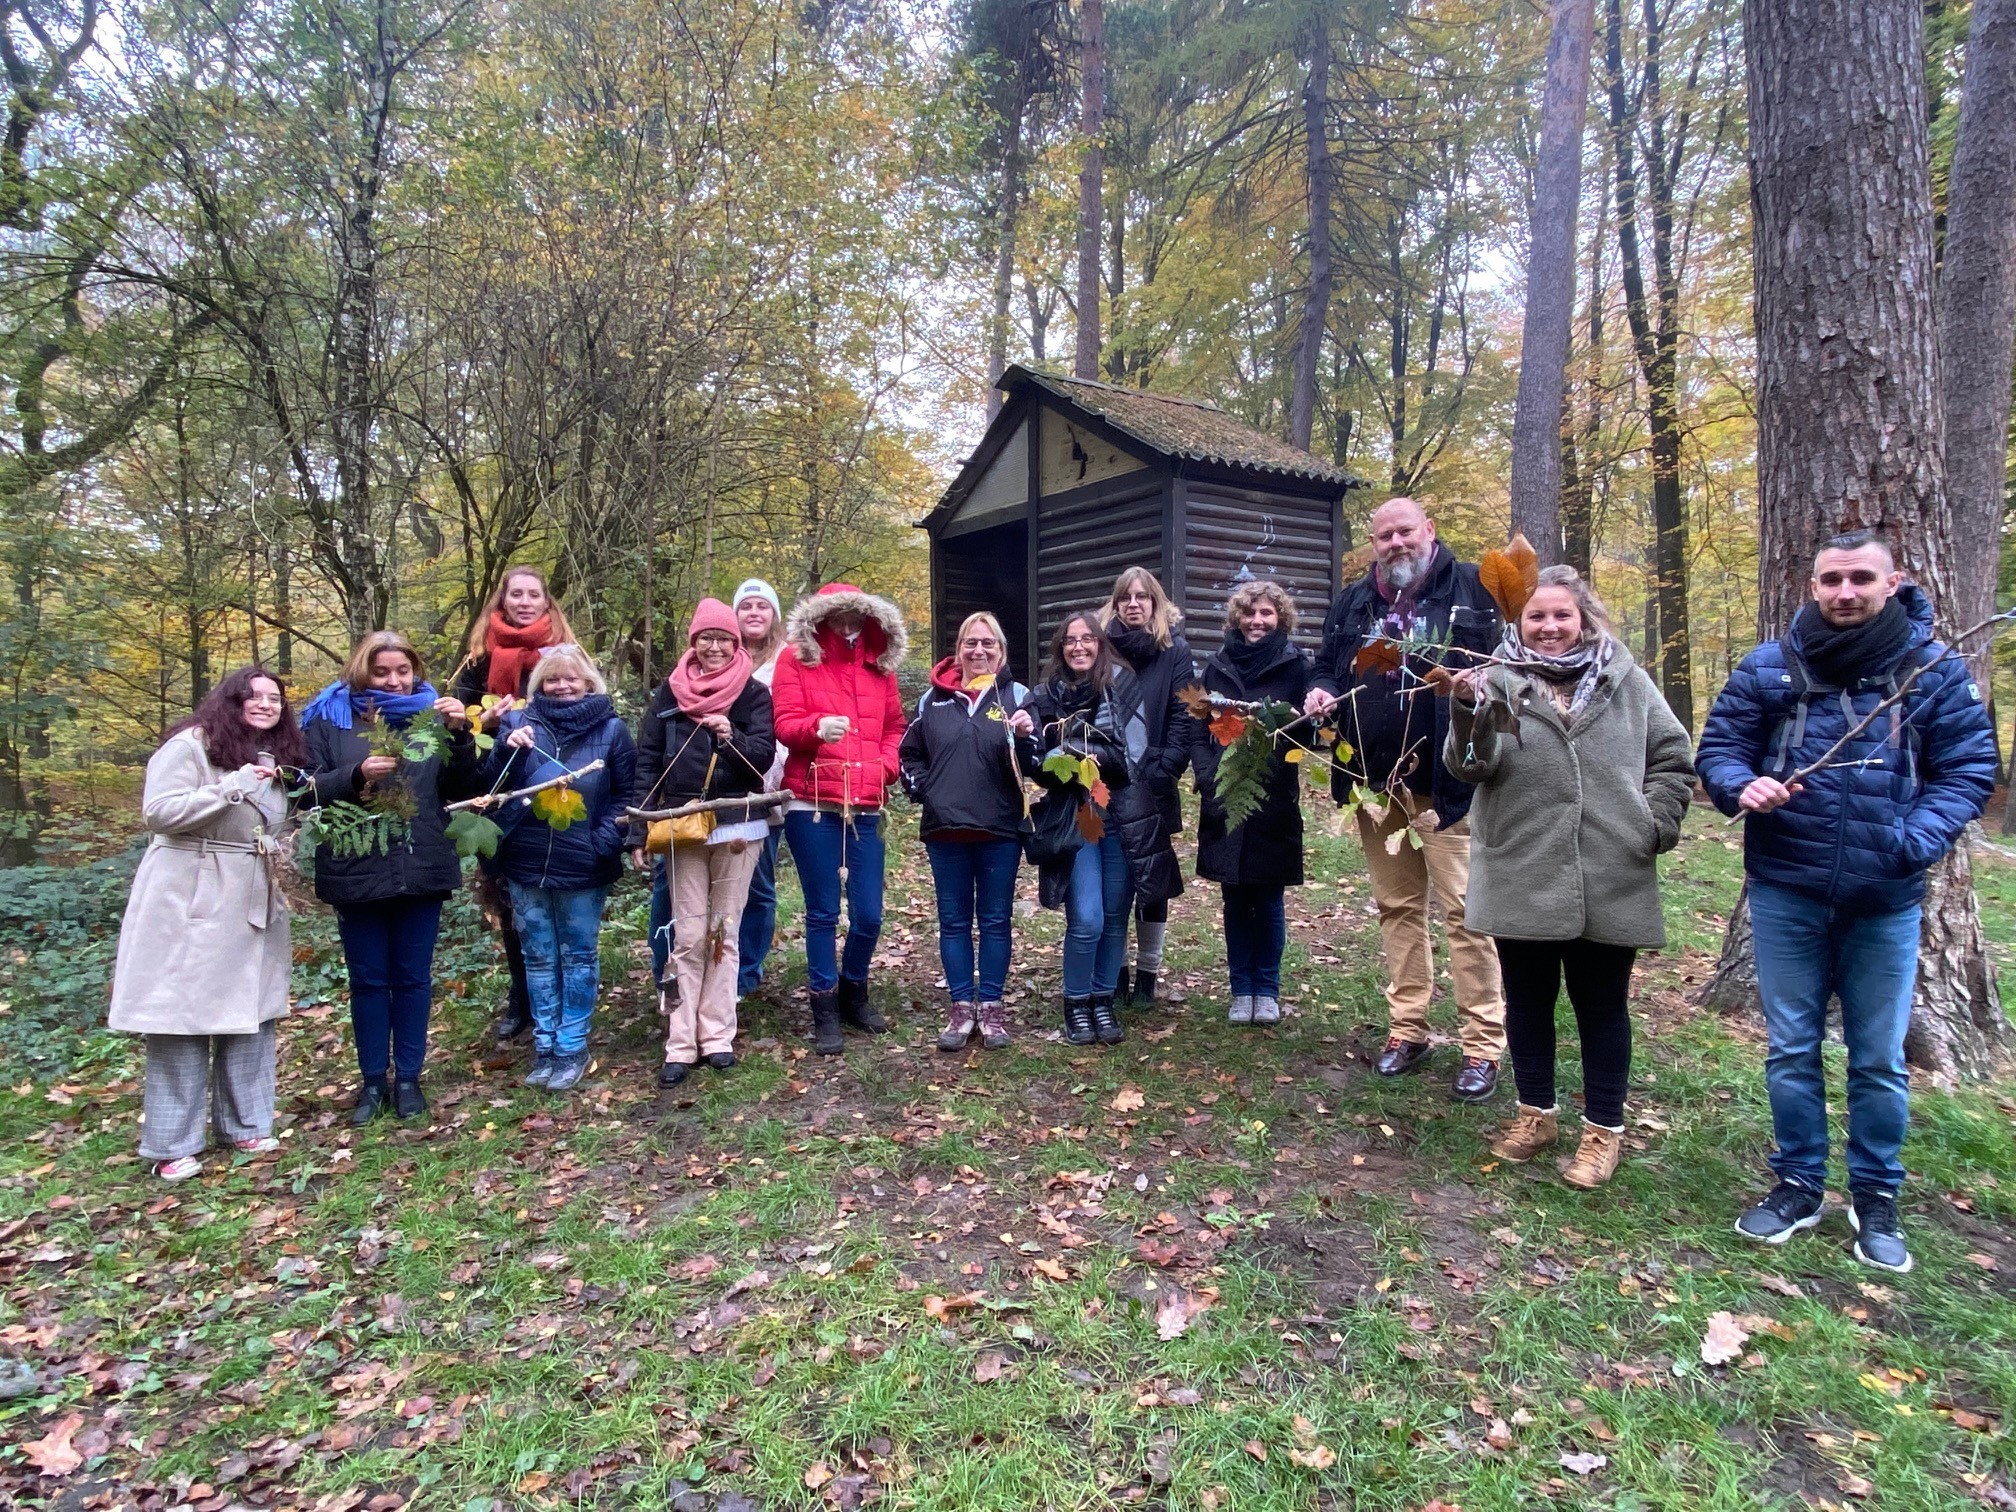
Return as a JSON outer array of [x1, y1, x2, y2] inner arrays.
[[1489, 1104, 1559, 1163], [1560, 1123, 1624, 1189]]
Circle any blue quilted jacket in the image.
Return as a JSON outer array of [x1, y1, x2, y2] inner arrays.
[[483, 701, 638, 892], [1695, 585, 1995, 914]]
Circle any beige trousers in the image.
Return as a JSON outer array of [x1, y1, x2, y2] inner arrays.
[[1353, 787, 1507, 1059], [664, 841, 761, 1063]]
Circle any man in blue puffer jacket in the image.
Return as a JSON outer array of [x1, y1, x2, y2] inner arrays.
[[1697, 531, 1996, 1274]]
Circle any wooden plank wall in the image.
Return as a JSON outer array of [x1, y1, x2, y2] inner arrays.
[[1178, 480, 1337, 655], [1034, 476, 1168, 661], [932, 517, 1031, 670]]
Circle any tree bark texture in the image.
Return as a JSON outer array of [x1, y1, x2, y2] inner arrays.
[[1289, 20, 1333, 451], [1073, 0, 1104, 382], [1708, 0, 2010, 1083], [987, 108, 1025, 418], [1937, 0, 2016, 688], [1507, 0, 1596, 564]]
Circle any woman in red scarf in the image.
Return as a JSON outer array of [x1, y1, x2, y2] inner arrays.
[[628, 600, 778, 1087], [453, 566, 578, 1045]]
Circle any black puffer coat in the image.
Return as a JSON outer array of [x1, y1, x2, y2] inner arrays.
[[1027, 666, 1184, 908], [1105, 622, 1199, 834], [898, 662, 1037, 842], [303, 716, 482, 908], [1193, 634, 1311, 889], [628, 677, 778, 843]]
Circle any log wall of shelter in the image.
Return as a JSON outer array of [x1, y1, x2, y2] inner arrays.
[[1177, 478, 1338, 654], [1034, 474, 1168, 655]]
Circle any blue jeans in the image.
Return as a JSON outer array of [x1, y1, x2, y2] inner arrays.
[[1223, 883, 1287, 997], [1748, 880, 1920, 1194], [738, 828, 783, 994], [784, 809, 884, 993], [1064, 832, 1132, 998], [509, 883, 610, 1057], [336, 898, 444, 1081], [926, 838, 1023, 1002]]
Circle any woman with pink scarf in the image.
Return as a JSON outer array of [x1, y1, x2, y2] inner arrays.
[[629, 600, 778, 1086]]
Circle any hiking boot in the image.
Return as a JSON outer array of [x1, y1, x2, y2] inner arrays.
[[978, 1000, 1011, 1050], [1376, 1037, 1431, 1076], [392, 1079, 429, 1120], [1559, 1123, 1623, 1189], [704, 1051, 737, 1071], [1064, 996, 1097, 1045], [1252, 995, 1282, 1024], [1452, 1057, 1500, 1102], [810, 991, 845, 1055], [524, 1052, 557, 1089], [1735, 1181, 1827, 1245], [494, 1002, 532, 1044], [1849, 1189, 1913, 1274], [1227, 994, 1254, 1025], [1489, 1104, 1559, 1163], [937, 1001, 977, 1052], [838, 978, 887, 1034], [350, 1078, 390, 1127], [1132, 969, 1158, 1008], [544, 1053, 588, 1093], [1091, 993, 1125, 1046], [658, 1061, 694, 1088], [1115, 965, 1133, 1009]]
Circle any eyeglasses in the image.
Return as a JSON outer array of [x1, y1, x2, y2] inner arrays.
[[243, 694, 284, 707], [1062, 635, 1099, 649], [960, 637, 999, 650], [694, 633, 736, 647], [537, 642, 583, 659]]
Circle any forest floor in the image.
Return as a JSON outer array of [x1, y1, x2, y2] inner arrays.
[[2, 790, 2015, 1512]]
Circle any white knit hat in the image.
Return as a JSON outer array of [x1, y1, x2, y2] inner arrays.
[[733, 578, 782, 618]]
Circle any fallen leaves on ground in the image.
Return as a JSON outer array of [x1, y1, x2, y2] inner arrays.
[[1110, 1086, 1145, 1113], [1155, 1287, 1215, 1340], [1700, 1310, 1750, 1365], [20, 1413, 84, 1476], [1558, 1451, 1608, 1476]]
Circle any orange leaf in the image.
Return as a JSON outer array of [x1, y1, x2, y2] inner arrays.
[[1208, 710, 1248, 743], [1075, 802, 1106, 843], [1480, 532, 1541, 621], [1088, 779, 1111, 808], [1353, 639, 1403, 677], [1176, 683, 1214, 719]]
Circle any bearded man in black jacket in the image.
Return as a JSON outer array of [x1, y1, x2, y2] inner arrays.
[[1304, 497, 1507, 1101]]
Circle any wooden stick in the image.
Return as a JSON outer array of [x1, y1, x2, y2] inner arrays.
[[445, 759, 604, 813], [626, 791, 792, 822]]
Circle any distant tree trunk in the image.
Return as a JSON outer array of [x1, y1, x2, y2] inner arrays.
[[1288, 20, 1333, 450], [988, 107, 1026, 417], [1706, 0, 2011, 1083], [1507, 0, 1596, 563], [1561, 160, 1610, 577], [1938, 0, 2016, 689], [1073, 0, 1104, 381]]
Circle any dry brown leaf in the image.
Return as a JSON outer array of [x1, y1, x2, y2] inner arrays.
[[676, 1253, 721, 1283], [1111, 1086, 1146, 1113], [804, 1461, 834, 1490], [923, 1291, 983, 1320], [1559, 1450, 1607, 1475], [1156, 1288, 1213, 1340], [1353, 639, 1403, 677], [1485, 1417, 1514, 1450], [1287, 1444, 1337, 1470], [973, 1351, 1007, 1383], [1700, 1310, 1750, 1366], [20, 1413, 85, 1477], [1033, 1257, 1070, 1282], [1243, 1439, 1267, 1462]]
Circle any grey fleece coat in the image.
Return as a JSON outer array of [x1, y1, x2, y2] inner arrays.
[[1444, 640, 1696, 948]]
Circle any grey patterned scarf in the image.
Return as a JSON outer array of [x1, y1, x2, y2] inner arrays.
[[1499, 623, 1616, 718]]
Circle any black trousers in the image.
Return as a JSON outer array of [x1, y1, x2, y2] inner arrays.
[[1494, 937, 1638, 1128]]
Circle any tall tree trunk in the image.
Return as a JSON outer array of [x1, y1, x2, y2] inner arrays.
[[1073, 0, 1104, 381], [1605, 0, 1693, 727], [988, 107, 1025, 418], [1562, 155, 1610, 577], [1706, 0, 2010, 1084], [1289, 19, 1333, 450], [1508, 0, 1597, 562], [1938, 0, 2016, 689]]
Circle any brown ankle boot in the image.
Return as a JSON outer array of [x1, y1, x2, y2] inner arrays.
[[936, 1002, 977, 1052], [1489, 1104, 1559, 1163], [978, 1001, 1010, 1050], [1560, 1122, 1624, 1189]]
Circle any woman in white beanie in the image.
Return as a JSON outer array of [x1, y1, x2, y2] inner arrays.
[[734, 579, 789, 993]]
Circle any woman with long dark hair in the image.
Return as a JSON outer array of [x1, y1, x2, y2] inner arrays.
[[111, 668, 307, 1180]]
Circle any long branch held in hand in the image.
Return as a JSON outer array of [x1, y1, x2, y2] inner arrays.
[[445, 759, 606, 813], [626, 791, 792, 823]]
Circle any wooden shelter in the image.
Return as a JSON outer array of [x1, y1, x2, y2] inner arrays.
[[920, 365, 1358, 673]]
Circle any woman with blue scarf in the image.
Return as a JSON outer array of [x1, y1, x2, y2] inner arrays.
[[302, 630, 479, 1125], [483, 645, 636, 1092]]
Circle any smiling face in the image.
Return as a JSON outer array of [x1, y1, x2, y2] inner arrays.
[[1811, 542, 1902, 628], [1370, 498, 1436, 582], [1238, 596, 1280, 642], [958, 622, 1004, 681], [1061, 618, 1100, 674], [736, 596, 776, 648], [693, 630, 736, 674], [241, 676, 284, 732], [366, 650, 417, 695], [1116, 579, 1156, 630], [501, 572, 549, 628], [539, 668, 588, 702], [1520, 586, 1584, 656]]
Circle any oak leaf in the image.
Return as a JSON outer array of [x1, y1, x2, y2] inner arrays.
[[1700, 1310, 1750, 1365], [20, 1413, 85, 1476], [1353, 639, 1403, 677], [1111, 1086, 1146, 1112]]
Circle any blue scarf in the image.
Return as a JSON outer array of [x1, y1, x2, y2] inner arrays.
[[299, 681, 440, 731]]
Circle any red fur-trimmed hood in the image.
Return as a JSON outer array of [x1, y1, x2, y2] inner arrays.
[[784, 583, 908, 674]]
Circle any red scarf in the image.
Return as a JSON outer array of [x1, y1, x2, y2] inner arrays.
[[668, 645, 753, 719], [485, 611, 554, 696]]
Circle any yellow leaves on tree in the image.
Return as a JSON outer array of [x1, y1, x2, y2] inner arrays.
[[1479, 532, 1540, 621]]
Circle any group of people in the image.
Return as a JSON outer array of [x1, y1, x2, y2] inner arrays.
[[109, 506, 1996, 1275]]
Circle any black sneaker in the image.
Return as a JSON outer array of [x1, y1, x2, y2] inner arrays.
[[349, 1078, 390, 1127], [392, 1079, 429, 1120], [658, 1061, 694, 1088], [1849, 1189, 1913, 1274], [1735, 1181, 1825, 1244], [703, 1052, 737, 1070]]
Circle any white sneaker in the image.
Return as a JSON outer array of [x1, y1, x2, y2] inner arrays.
[[1228, 994, 1255, 1024], [1252, 996, 1281, 1024]]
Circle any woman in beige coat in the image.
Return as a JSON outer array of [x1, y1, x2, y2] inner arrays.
[[110, 667, 304, 1181], [1447, 567, 1695, 1189]]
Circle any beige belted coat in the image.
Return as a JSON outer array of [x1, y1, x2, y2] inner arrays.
[[108, 728, 292, 1036]]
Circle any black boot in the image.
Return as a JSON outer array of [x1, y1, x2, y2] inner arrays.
[[810, 991, 845, 1056], [1132, 969, 1157, 1008], [1063, 996, 1097, 1045], [493, 1001, 532, 1044], [1091, 993, 1125, 1046], [392, 1078, 429, 1119], [837, 977, 887, 1034], [350, 1077, 390, 1127], [1115, 965, 1133, 1010]]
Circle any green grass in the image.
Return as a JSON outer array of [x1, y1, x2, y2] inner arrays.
[[0, 803, 2012, 1509]]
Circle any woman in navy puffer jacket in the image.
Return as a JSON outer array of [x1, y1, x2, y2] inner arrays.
[[484, 645, 637, 1091]]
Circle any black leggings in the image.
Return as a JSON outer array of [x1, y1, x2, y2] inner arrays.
[[1495, 937, 1638, 1128]]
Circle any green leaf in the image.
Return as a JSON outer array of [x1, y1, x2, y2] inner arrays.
[[445, 810, 502, 860]]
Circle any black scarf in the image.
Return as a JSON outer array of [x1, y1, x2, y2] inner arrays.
[[1792, 598, 1913, 687], [1047, 674, 1100, 716], [534, 692, 617, 741], [1222, 629, 1287, 685], [1106, 621, 1163, 672]]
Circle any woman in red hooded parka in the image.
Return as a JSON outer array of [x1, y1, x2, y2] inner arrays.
[[770, 583, 909, 1054]]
